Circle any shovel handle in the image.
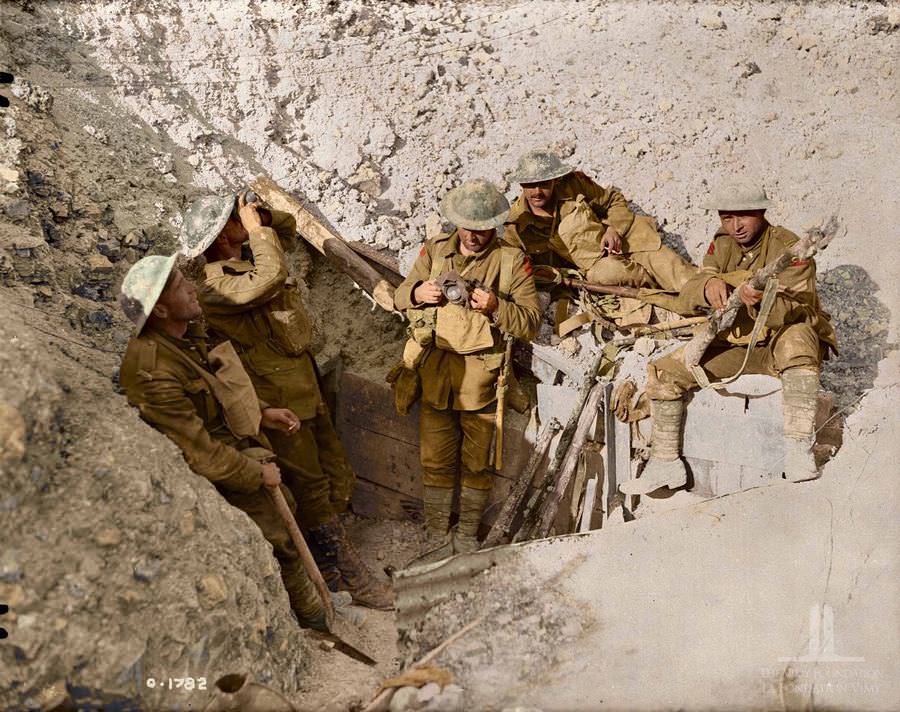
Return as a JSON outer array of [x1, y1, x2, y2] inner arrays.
[[267, 485, 336, 629]]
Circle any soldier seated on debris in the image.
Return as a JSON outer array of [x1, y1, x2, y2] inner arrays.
[[504, 149, 698, 324], [117, 254, 328, 629], [178, 192, 392, 610], [391, 179, 541, 563], [622, 184, 838, 496]]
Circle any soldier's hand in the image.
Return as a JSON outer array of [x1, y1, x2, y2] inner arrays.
[[261, 407, 301, 433], [704, 277, 730, 310], [413, 280, 443, 305], [260, 462, 282, 487], [737, 282, 763, 307], [470, 287, 499, 314], [237, 193, 263, 231], [600, 225, 623, 255]]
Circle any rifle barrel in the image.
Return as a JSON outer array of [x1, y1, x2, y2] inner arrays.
[[561, 278, 640, 299]]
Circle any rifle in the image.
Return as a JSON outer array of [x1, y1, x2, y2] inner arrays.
[[493, 333, 515, 471]]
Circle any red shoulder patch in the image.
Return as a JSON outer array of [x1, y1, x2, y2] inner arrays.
[[791, 259, 810, 267], [522, 255, 533, 275], [419, 245, 427, 257], [706, 241, 716, 255]]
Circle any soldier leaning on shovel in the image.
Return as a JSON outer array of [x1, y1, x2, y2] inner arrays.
[[504, 149, 698, 323], [391, 179, 541, 563], [178, 192, 392, 610], [622, 184, 838, 496], [117, 254, 329, 629]]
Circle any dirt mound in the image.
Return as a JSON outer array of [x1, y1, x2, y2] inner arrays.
[[0, 292, 312, 709]]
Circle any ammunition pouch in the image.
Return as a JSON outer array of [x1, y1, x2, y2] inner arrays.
[[261, 277, 313, 356], [406, 307, 436, 347]]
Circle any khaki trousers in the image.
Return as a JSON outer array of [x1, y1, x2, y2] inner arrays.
[[586, 245, 696, 291], [221, 484, 319, 619], [646, 322, 822, 401], [265, 406, 356, 528], [419, 402, 497, 491]]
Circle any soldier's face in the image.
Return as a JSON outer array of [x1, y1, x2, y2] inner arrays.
[[718, 210, 768, 246], [220, 216, 249, 245], [521, 179, 556, 210], [458, 227, 495, 254], [156, 269, 203, 322]]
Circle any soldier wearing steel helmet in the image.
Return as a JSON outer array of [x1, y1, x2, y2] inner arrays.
[[393, 179, 541, 562], [504, 149, 697, 316], [623, 183, 838, 496], [117, 254, 327, 630], [180, 193, 392, 610]]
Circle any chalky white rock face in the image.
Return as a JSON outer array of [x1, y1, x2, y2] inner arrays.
[[57, 2, 898, 291]]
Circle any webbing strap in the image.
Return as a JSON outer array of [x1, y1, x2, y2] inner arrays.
[[498, 246, 514, 301], [691, 278, 779, 389], [559, 311, 592, 337]]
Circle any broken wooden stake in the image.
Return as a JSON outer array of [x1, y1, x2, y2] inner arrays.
[[579, 477, 598, 533], [362, 617, 484, 712], [251, 176, 397, 312], [346, 240, 403, 278]]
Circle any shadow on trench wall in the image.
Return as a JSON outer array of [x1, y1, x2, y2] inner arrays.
[[817, 264, 895, 409]]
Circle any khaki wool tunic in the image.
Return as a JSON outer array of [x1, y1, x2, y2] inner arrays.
[[504, 171, 635, 267], [504, 171, 696, 295], [394, 230, 541, 411], [646, 223, 838, 401], [199, 211, 321, 421], [119, 324, 266, 492], [679, 224, 837, 351]]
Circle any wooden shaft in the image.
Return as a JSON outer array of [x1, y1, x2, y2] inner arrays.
[[267, 485, 336, 629], [251, 176, 396, 312], [493, 336, 515, 471], [494, 380, 507, 471], [346, 240, 402, 276], [621, 315, 709, 334]]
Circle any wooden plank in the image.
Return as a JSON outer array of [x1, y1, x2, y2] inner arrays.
[[352, 479, 422, 521], [343, 426, 422, 496], [534, 383, 603, 537], [614, 414, 632, 492], [338, 372, 419, 447], [483, 419, 561, 548], [251, 176, 395, 312], [579, 478, 598, 533]]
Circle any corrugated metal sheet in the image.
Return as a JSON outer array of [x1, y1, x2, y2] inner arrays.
[[393, 545, 521, 629]]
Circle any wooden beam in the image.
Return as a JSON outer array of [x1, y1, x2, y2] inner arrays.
[[346, 240, 402, 277], [251, 176, 396, 312]]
